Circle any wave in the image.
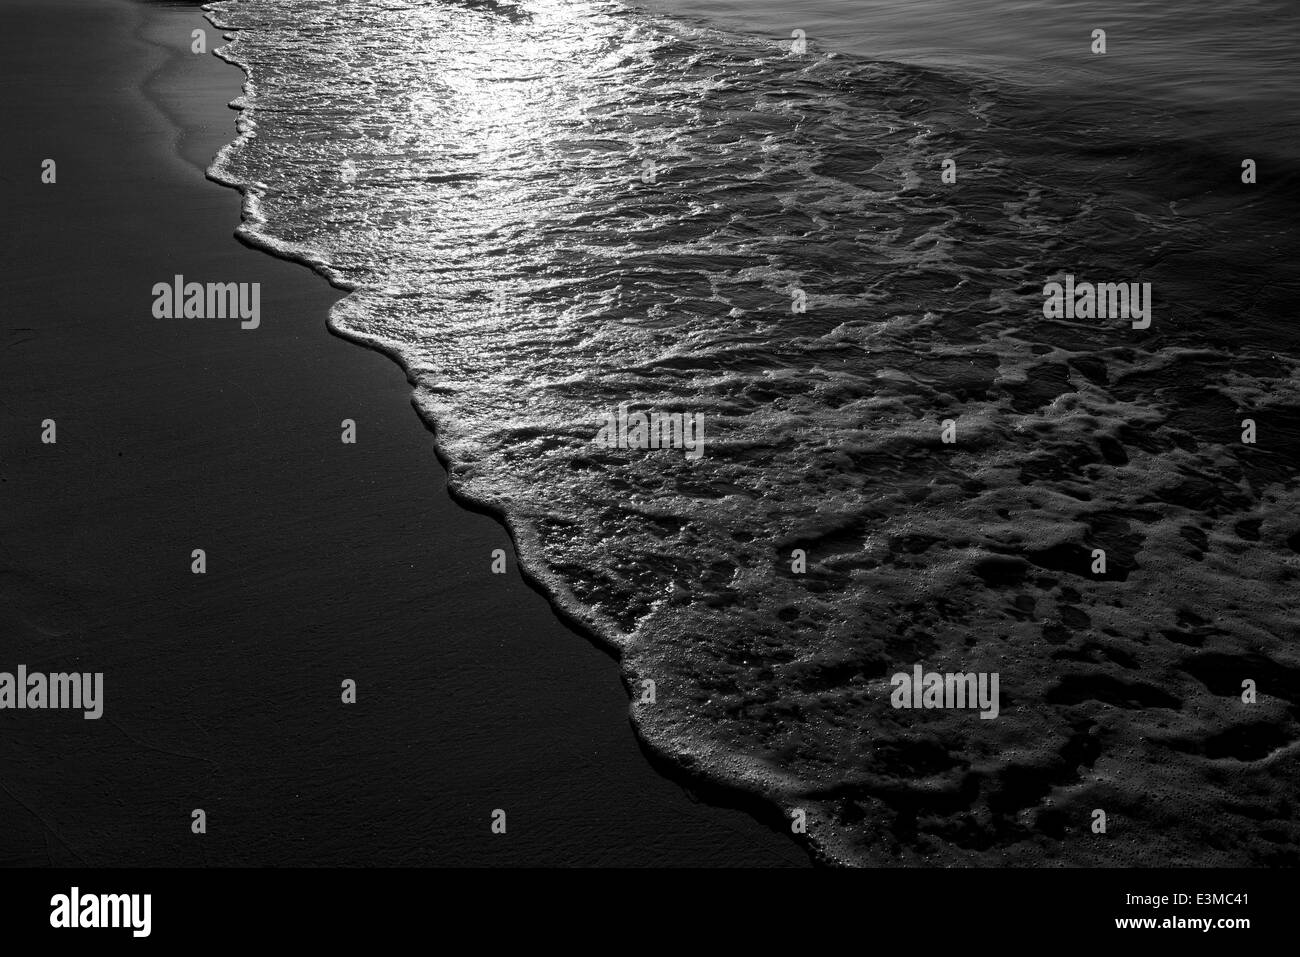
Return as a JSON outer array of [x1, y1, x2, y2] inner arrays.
[[202, 0, 1300, 865]]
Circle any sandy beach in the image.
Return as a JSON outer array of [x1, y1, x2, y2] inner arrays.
[[5, 0, 1295, 881], [0, 0, 805, 866]]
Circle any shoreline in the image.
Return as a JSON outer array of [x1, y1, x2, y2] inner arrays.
[[180, 0, 1300, 872], [0, 0, 807, 867], [199, 2, 828, 862]]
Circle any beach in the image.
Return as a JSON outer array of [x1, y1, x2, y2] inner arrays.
[[0, 0, 806, 867], [3, 0, 1296, 873]]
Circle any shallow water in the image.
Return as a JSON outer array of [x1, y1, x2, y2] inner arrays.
[[205, 0, 1300, 864]]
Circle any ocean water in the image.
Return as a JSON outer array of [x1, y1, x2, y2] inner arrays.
[[203, 0, 1300, 865], [639, 0, 1300, 146]]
